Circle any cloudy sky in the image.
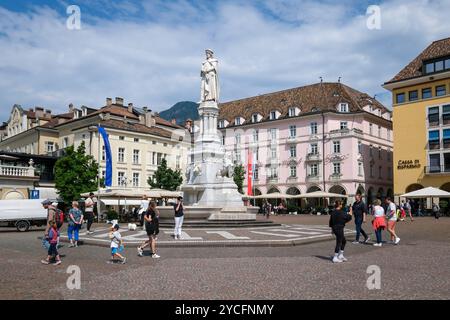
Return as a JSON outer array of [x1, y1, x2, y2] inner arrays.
[[0, 0, 449, 120]]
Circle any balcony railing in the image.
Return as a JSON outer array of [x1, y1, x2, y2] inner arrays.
[[424, 166, 450, 174], [0, 165, 35, 177], [306, 174, 320, 182], [306, 153, 321, 161], [329, 173, 343, 181], [286, 136, 298, 144]]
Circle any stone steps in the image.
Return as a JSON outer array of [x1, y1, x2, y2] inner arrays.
[[157, 219, 280, 228]]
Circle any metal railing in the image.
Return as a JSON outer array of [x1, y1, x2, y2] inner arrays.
[[424, 166, 450, 174], [0, 165, 35, 177]]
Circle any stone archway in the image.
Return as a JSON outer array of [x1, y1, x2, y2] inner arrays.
[[329, 185, 347, 205], [440, 183, 450, 192], [377, 187, 385, 200], [367, 187, 375, 205], [267, 186, 280, 194], [386, 188, 394, 200], [286, 186, 301, 209], [356, 185, 365, 197], [252, 188, 263, 212], [3, 190, 25, 200], [406, 183, 424, 193], [306, 185, 322, 208]]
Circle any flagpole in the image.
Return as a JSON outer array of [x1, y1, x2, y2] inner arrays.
[[97, 123, 101, 223]]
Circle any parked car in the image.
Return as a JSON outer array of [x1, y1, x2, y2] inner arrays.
[[0, 199, 47, 232]]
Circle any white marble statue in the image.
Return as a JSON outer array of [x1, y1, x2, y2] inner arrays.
[[200, 49, 219, 102]]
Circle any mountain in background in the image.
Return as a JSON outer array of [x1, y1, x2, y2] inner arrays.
[[159, 101, 199, 125]]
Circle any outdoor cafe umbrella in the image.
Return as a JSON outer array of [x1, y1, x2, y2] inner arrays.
[[400, 187, 450, 198], [247, 192, 295, 199], [293, 191, 348, 199]]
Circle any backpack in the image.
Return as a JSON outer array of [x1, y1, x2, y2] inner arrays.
[[55, 209, 64, 228]]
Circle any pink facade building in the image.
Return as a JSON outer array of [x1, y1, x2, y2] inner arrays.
[[218, 82, 393, 206]]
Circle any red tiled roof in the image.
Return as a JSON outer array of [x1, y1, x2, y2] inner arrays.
[[385, 37, 450, 84], [99, 119, 174, 139], [218, 82, 388, 125]]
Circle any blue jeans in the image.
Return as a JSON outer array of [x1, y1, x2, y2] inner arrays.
[[68, 224, 79, 241], [375, 228, 382, 244], [355, 218, 368, 241]]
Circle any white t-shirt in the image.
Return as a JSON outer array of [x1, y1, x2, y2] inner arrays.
[[85, 198, 94, 213], [387, 202, 397, 221], [373, 205, 385, 218], [110, 231, 121, 248]]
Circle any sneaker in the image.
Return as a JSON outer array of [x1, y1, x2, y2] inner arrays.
[[54, 260, 62, 266], [373, 243, 382, 247], [74, 243, 78, 248], [395, 237, 401, 245], [41, 260, 50, 265], [352, 241, 360, 244], [338, 255, 348, 262], [152, 254, 160, 259], [363, 237, 370, 244], [68, 243, 74, 248], [121, 257, 127, 264], [332, 256, 343, 263], [137, 247, 143, 257]]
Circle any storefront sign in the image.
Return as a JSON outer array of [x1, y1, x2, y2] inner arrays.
[[397, 160, 421, 170]]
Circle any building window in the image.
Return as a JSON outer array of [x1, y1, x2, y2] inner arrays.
[[289, 125, 297, 138], [254, 167, 259, 180], [270, 111, 277, 120], [378, 166, 382, 179], [221, 135, 225, 146], [370, 145, 373, 157], [340, 122, 348, 130], [396, 93, 405, 104], [252, 114, 259, 123], [235, 117, 241, 125], [102, 146, 106, 161], [443, 129, 450, 148], [310, 122, 318, 135], [63, 137, 69, 148], [157, 152, 163, 165], [119, 136, 125, 141], [428, 107, 440, 126], [134, 138, 139, 143], [436, 85, 446, 97], [289, 145, 296, 158], [310, 143, 318, 155], [387, 129, 391, 140], [378, 147, 382, 159], [219, 120, 225, 128], [425, 62, 435, 74], [270, 146, 277, 159], [408, 90, 419, 101], [387, 149, 391, 161], [310, 164, 318, 176], [333, 141, 341, 154], [369, 123, 373, 135], [387, 168, 392, 180], [288, 107, 296, 117], [358, 141, 362, 154], [118, 148, 125, 163], [152, 141, 157, 145], [358, 162, 363, 176], [333, 163, 341, 175], [443, 105, 450, 124], [255, 147, 259, 161], [422, 88, 432, 99], [444, 153, 450, 172], [132, 173, 140, 187], [45, 142, 55, 153], [118, 172, 126, 187], [290, 165, 297, 178], [446, 58, 450, 70], [339, 103, 349, 113], [429, 154, 441, 173], [133, 150, 140, 164], [269, 167, 278, 179], [253, 129, 259, 142], [429, 130, 440, 149], [269, 128, 277, 141], [370, 164, 374, 177], [235, 133, 241, 145]]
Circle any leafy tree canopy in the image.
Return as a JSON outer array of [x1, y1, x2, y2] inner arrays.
[[148, 158, 183, 191], [233, 164, 246, 194]]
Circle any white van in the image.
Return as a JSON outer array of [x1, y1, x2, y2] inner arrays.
[[0, 199, 48, 232]]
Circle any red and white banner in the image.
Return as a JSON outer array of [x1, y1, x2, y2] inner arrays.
[[247, 149, 253, 196]]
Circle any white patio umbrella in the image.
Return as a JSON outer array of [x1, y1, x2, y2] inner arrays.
[[293, 191, 348, 199], [249, 192, 295, 199], [400, 187, 450, 198]]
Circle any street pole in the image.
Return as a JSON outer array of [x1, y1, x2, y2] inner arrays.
[[97, 125, 101, 223]]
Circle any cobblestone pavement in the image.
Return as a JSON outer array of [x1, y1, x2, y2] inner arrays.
[[0, 216, 449, 300]]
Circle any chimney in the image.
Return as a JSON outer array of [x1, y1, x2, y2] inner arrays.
[[106, 98, 112, 106], [69, 103, 74, 113], [144, 108, 154, 127], [171, 118, 177, 125], [45, 109, 52, 118], [128, 103, 133, 113], [35, 107, 44, 118], [115, 97, 123, 106]]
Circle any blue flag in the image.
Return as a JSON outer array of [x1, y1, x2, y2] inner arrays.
[[98, 126, 112, 187]]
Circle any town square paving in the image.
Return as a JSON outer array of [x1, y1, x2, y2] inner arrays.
[[0, 215, 449, 300]]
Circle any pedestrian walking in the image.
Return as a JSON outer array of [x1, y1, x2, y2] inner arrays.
[[385, 198, 400, 245], [84, 192, 95, 234], [174, 196, 184, 240], [42, 199, 57, 236], [329, 200, 353, 263], [371, 199, 386, 247], [432, 203, 440, 220], [68, 201, 84, 248], [405, 200, 414, 221], [109, 224, 126, 264], [137, 201, 160, 259], [41, 221, 61, 265], [350, 194, 370, 244]]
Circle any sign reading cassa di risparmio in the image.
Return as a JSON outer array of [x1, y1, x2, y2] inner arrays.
[[397, 160, 421, 170]]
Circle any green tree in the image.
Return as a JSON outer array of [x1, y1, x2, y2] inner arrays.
[[148, 158, 183, 191], [233, 164, 246, 194], [54, 141, 99, 204]]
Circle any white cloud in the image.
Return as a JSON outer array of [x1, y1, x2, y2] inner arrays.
[[0, 0, 449, 120]]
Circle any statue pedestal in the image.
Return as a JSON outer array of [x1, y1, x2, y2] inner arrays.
[[181, 101, 256, 221]]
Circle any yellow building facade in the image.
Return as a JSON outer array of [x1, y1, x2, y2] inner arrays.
[[384, 38, 450, 198]]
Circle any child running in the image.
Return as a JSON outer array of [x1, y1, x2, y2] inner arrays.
[[109, 224, 126, 264], [329, 200, 353, 263], [41, 221, 62, 265]]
